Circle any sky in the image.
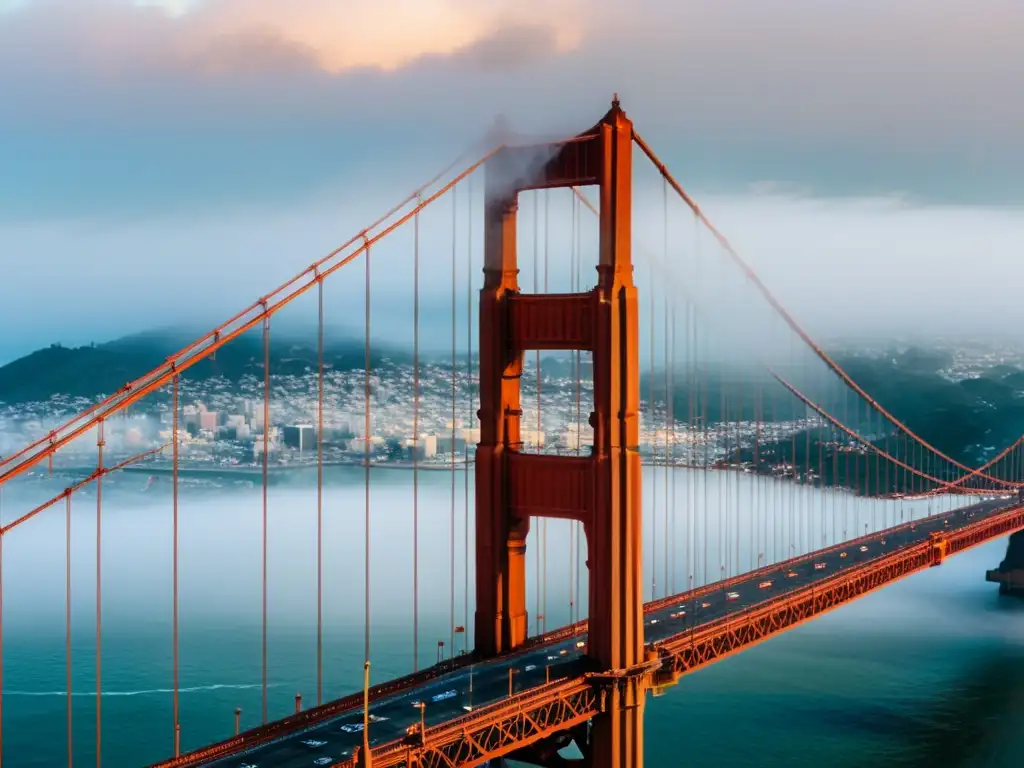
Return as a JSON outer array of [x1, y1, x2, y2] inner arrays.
[[1, 0, 1023, 362]]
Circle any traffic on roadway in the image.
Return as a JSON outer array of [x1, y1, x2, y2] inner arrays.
[[202, 495, 1017, 768]]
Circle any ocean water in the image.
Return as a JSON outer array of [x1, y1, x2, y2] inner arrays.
[[0, 466, 1021, 767]]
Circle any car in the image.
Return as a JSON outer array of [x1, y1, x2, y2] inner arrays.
[[786, 570, 798, 578], [881, 539, 886, 545], [726, 592, 740, 601], [700, 601, 711, 609], [670, 611, 686, 619], [859, 545, 868, 552], [758, 580, 773, 589], [840, 552, 848, 559], [814, 562, 827, 570]]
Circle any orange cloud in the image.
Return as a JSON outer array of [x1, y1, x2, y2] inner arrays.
[[163, 0, 591, 73]]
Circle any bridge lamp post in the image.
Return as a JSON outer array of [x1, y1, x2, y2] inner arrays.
[[436, 640, 445, 665], [234, 707, 241, 736], [412, 701, 426, 744], [508, 667, 520, 698], [362, 661, 371, 755]]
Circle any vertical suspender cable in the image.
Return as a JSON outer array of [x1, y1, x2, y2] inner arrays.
[[670, 302, 677, 594], [663, 281, 670, 593], [465, 176, 473, 650], [0, 529, 4, 768], [261, 316, 270, 724], [66, 494, 73, 768], [412, 199, 421, 671], [574, 195, 582, 624], [533, 193, 541, 634], [172, 374, 181, 752], [450, 185, 457, 659], [568, 192, 576, 622], [736, 378, 742, 571], [649, 202, 657, 600], [364, 239, 372, 666], [316, 279, 324, 705], [542, 190, 550, 632], [95, 419, 104, 768]]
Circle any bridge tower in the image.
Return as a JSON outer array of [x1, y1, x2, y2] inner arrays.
[[475, 97, 646, 767]]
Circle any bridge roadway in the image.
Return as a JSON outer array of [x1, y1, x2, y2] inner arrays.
[[198, 495, 1014, 768]]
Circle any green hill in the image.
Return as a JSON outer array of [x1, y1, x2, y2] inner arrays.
[[0, 327, 408, 404]]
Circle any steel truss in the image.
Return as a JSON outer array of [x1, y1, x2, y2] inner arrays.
[[335, 680, 597, 768], [655, 505, 1024, 684]]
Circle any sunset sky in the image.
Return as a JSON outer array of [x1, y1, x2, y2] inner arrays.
[[1, 1, 1022, 359]]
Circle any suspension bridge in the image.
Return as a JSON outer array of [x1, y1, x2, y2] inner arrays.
[[1, 98, 1023, 768]]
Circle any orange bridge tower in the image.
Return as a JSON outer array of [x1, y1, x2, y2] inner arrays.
[[475, 97, 647, 767]]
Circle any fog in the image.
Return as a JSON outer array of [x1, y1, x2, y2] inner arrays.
[[2, 175, 1023, 366], [0, 465, 980, 645], [3, 3, 1023, 363]]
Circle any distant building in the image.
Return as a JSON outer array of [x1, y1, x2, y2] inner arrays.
[[199, 411, 218, 432], [435, 435, 467, 455], [406, 434, 437, 460], [283, 424, 316, 452]]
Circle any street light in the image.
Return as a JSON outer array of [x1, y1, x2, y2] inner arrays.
[[508, 667, 520, 698], [234, 708, 241, 736], [361, 661, 371, 759], [412, 701, 426, 744]]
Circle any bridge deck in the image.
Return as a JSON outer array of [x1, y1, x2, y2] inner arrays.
[[164, 496, 1020, 768]]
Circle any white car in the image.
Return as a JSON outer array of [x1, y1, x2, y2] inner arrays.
[[726, 592, 740, 601]]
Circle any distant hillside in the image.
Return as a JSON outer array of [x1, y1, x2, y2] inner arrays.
[[0, 327, 409, 404], [718, 344, 1024, 484]]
